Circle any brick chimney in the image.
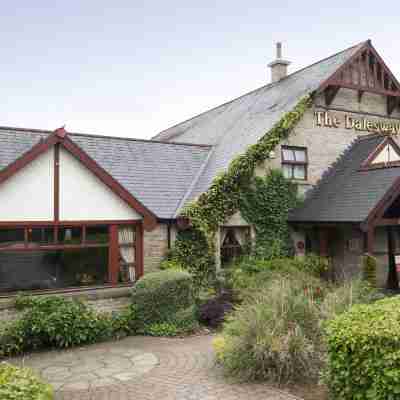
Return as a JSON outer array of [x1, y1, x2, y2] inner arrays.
[[268, 42, 290, 83]]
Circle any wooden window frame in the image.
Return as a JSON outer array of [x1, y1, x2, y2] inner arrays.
[[0, 220, 144, 295], [281, 146, 308, 180]]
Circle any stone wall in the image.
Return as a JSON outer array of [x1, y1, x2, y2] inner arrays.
[[256, 89, 400, 192], [0, 290, 132, 323], [143, 223, 169, 274]]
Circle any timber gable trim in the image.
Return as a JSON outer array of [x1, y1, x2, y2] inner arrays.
[[318, 40, 400, 114], [0, 128, 158, 231]]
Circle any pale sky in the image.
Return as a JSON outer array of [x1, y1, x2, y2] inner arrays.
[[1, 1, 400, 139]]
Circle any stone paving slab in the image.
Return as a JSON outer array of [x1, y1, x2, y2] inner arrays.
[[8, 335, 303, 400]]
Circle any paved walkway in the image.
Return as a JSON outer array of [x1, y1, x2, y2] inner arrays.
[[9, 335, 302, 400]]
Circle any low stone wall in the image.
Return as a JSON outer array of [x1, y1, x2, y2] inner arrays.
[[0, 287, 132, 323]]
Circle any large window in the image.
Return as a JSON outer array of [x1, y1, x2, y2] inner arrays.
[[0, 223, 139, 295], [281, 146, 308, 180]]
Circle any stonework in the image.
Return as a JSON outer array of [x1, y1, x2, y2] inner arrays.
[[0, 292, 132, 323], [257, 89, 400, 191], [144, 223, 169, 274]]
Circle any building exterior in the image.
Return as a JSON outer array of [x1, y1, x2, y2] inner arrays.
[[1, 39, 400, 299]]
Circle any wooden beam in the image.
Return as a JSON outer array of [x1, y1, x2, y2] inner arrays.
[[135, 223, 144, 278], [324, 86, 340, 106], [319, 229, 329, 257], [108, 225, 119, 285], [54, 144, 60, 222], [326, 81, 400, 97], [374, 218, 400, 226], [367, 226, 374, 254], [386, 226, 399, 290]]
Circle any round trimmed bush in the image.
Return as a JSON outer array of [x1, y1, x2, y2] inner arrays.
[[0, 362, 53, 400], [325, 296, 400, 399], [131, 270, 195, 328]]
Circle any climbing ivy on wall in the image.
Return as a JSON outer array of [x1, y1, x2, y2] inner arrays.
[[170, 95, 313, 278], [239, 170, 300, 259]]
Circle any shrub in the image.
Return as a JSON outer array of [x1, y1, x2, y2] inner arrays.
[[0, 362, 53, 400], [217, 274, 324, 383], [228, 255, 328, 296], [198, 291, 234, 328], [165, 228, 215, 289], [145, 305, 199, 337], [325, 296, 400, 400], [131, 270, 195, 329], [320, 278, 378, 321], [1, 296, 114, 357], [362, 253, 377, 287]]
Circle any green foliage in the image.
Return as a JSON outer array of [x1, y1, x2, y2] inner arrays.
[[182, 95, 312, 235], [0, 296, 115, 357], [217, 265, 377, 385], [217, 274, 324, 383], [362, 253, 377, 287], [145, 322, 179, 337], [0, 362, 53, 400], [320, 278, 378, 321], [227, 255, 328, 296], [164, 228, 215, 288], [131, 270, 196, 332], [170, 96, 312, 281], [145, 306, 199, 337], [239, 170, 300, 258], [325, 296, 400, 400]]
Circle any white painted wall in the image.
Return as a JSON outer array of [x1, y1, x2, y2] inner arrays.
[[372, 143, 400, 164], [59, 148, 142, 221], [0, 148, 54, 221]]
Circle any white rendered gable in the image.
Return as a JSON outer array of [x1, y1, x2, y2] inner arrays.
[[371, 143, 400, 164], [59, 148, 141, 221], [0, 148, 54, 221]]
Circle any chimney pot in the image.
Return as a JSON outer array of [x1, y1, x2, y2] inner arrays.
[[268, 42, 290, 83], [276, 42, 282, 59]]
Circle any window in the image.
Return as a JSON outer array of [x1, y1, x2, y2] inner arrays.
[[281, 146, 307, 180], [0, 224, 115, 295]]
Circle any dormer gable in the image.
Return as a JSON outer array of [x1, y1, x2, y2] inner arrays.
[[319, 40, 400, 115], [361, 136, 400, 169]]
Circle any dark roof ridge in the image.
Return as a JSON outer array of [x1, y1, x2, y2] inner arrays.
[[155, 40, 368, 141], [0, 125, 212, 149]]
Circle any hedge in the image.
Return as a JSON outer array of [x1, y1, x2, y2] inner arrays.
[[131, 270, 195, 329], [0, 362, 53, 400], [325, 296, 400, 399]]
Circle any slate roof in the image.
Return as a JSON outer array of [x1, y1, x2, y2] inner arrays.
[[154, 42, 366, 214], [289, 134, 400, 223], [0, 41, 371, 221], [0, 127, 211, 219]]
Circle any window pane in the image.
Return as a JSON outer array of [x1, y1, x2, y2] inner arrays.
[[0, 248, 109, 294], [58, 227, 82, 244], [86, 226, 109, 244], [294, 149, 306, 162], [282, 148, 295, 161], [0, 229, 25, 249], [293, 165, 306, 180], [282, 164, 293, 179], [28, 228, 54, 245]]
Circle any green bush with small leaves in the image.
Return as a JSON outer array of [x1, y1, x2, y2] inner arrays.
[[0, 296, 115, 357], [0, 362, 53, 400], [325, 296, 400, 400], [131, 270, 196, 331]]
